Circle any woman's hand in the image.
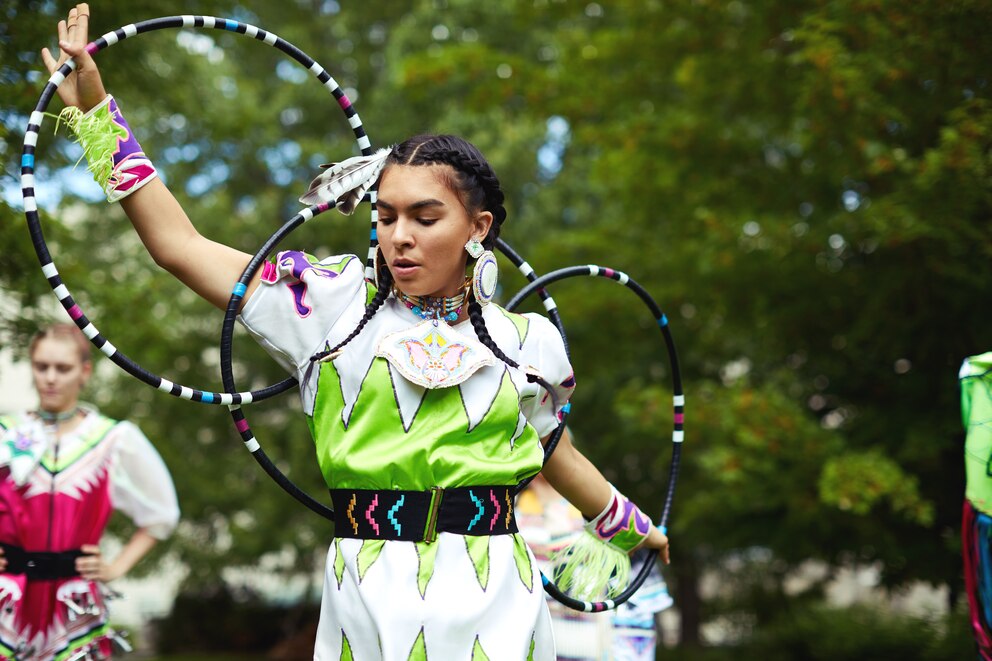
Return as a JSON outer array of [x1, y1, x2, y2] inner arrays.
[[0, 547, 6, 573], [75, 544, 117, 582], [40, 3, 107, 112], [640, 526, 671, 565]]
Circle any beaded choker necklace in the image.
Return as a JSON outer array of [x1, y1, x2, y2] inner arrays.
[[36, 407, 80, 423], [394, 283, 469, 323]]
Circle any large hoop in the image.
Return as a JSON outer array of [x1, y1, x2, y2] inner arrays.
[[23, 15, 685, 615], [20, 15, 371, 406], [507, 265, 684, 612]]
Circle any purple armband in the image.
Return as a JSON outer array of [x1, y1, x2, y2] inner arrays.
[[66, 95, 158, 203], [585, 485, 653, 552]]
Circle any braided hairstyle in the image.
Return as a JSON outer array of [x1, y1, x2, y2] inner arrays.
[[307, 261, 393, 368], [309, 135, 559, 408], [386, 135, 507, 251], [389, 136, 558, 399]]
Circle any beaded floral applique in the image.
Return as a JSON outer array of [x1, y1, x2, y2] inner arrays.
[[375, 319, 495, 389]]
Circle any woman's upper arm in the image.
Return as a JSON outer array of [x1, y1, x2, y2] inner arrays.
[[120, 178, 258, 310]]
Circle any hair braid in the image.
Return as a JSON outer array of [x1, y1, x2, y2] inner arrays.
[[467, 299, 518, 368], [467, 300, 560, 409], [308, 265, 394, 366]]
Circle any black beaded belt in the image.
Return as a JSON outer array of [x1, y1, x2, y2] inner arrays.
[[329, 486, 518, 542], [0, 543, 82, 580]]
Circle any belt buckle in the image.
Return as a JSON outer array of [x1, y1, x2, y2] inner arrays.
[[422, 486, 444, 543]]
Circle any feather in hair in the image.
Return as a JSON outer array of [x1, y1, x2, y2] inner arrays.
[[298, 147, 391, 214]]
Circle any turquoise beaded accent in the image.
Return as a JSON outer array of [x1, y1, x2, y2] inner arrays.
[[396, 288, 467, 322]]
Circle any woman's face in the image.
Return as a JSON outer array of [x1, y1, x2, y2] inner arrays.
[[376, 164, 493, 298], [31, 336, 90, 413]]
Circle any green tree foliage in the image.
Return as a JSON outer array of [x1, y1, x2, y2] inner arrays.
[[1, 0, 990, 649]]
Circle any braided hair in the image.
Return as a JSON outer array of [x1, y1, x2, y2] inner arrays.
[[309, 135, 558, 406], [392, 136, 558, 398], [387, 135, 507, 251], [307, 261, 393, 368]]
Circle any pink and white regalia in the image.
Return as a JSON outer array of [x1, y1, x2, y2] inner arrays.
[[0, 408, 179, 661]]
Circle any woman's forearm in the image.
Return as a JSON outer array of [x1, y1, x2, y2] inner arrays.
[[540, 428, 613, 520], [104, 528, 159, 582], [120, 181, 258, 309]]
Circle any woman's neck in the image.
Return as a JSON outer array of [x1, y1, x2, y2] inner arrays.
[[36, 406, 80, 423], [395, 280, 471, 323]]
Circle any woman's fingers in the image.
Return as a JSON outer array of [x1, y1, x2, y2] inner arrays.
[[77, 4, 90, 42], [40, 47, 57, 73], [76, 547, 103, 579]]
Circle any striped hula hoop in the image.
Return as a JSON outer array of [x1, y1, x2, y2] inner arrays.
[[20, 15, 370, 406], [506, 264, 684, 612]]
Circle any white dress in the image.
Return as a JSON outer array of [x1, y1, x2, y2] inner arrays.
[[239, 251, 575, 660]]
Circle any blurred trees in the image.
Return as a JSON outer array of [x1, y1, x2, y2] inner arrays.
[[1, 0, 990, 651]]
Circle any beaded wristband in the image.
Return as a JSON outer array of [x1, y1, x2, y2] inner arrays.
[[59, 94, 158, 203], [548, 484, 653, 600], [586, 484, 653, 552]]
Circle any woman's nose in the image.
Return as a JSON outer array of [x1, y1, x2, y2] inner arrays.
[[391, 218, 415, 246]]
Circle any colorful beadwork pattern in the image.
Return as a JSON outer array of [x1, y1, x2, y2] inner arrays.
[[588, 487, 653, 552], [376, 319, 496, 389]]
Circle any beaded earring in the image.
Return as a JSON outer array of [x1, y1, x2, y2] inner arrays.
[[464, 238, 485, 259], [471, 250, 498, 307]]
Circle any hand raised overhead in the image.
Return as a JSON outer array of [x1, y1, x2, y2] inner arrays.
[[40, 3, 107, 112]]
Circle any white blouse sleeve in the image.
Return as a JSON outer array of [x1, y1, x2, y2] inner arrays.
[[518, 314, 576, 437], [237, 250, 370, 374], [110, 421, 180, 540]]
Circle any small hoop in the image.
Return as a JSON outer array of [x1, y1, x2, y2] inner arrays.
[[506, 264, 684, 613]]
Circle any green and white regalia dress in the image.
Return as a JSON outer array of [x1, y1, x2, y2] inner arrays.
[[239, 251, 576, 661]]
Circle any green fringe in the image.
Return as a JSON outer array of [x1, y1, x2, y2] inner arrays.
[[53, 100, 128, 198], [549, 529, 631, 600]]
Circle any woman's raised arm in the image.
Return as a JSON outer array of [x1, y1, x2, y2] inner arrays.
[[41, 4, 260, 310]]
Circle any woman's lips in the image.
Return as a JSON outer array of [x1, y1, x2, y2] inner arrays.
[[392, 261, 420, 278]]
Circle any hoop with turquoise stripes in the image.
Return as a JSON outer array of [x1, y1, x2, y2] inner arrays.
[[20, 15, 372, 405], [506, 263, 684, 613]]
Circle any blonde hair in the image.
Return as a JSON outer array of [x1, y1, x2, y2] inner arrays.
[[29, 323, 91, 363]]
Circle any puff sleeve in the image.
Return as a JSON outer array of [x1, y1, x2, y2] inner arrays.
[[518, 314, 576, 437], [110, 422, 180, 540], [238, 251, 370, 373]]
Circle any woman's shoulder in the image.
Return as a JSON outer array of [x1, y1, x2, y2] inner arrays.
[[484, 304, 561, 350], [493, 305, 567, 356], [261, 250, 364, 284]]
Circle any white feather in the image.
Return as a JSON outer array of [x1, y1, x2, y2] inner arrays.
[[298, 147, 391, 214]]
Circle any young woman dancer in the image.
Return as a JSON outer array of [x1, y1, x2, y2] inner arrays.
[[43, 6, 668, 658]]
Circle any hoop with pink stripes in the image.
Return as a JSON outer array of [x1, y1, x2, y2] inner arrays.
[[20, 16, 371, 406]]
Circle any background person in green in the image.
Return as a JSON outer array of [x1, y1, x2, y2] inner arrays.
[[961, 352, 992, 660]]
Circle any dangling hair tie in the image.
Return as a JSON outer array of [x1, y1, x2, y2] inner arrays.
[[523, 366, 543, 383]]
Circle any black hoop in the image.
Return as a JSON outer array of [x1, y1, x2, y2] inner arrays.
[[20, 15, 371, 406], [24, 15, 684, 615], [507, 265, 683, 612]]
